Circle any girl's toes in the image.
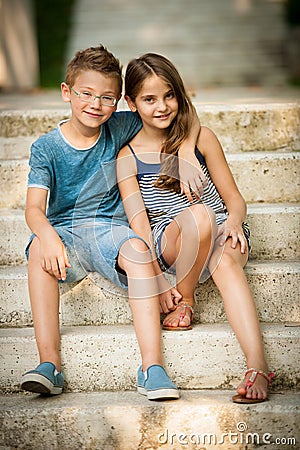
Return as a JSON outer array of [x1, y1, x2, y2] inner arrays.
[[163, 315, 177, 328], [179, 316, 190, 327], [245, 387, 256, 399], [237, 382, 247, 396]]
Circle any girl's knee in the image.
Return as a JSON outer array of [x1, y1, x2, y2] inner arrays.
[[118, 238, 151, 268], [209, 249, 238, 275], [186, 204, 217, 237], [218, 251, 236, 269]]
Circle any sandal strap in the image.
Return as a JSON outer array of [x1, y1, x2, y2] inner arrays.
[[176, 302, 194, 321], [245, 368, 275, 390]]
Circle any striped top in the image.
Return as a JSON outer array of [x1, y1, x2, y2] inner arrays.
[[128, 144, 228, 241]]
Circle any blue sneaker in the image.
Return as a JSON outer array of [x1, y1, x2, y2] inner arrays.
[[137, 365, 180, 400], [20, 362, 64, 395]]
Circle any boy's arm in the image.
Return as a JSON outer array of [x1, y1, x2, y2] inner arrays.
[[178, 106, 207, 202], [25, 187, 71, 280]]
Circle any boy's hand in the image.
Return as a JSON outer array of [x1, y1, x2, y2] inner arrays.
[[40, 235, 71, 281], [178, 155, 207, 202]]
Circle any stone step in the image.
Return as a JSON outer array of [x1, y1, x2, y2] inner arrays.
[[0, 103, 299, 153], [0, 151, 299, 208], [195, 103, 300, 153], [227, 152, 300, 203], [0, 136, 35, 159], [68, 0, 287, 88], [0, 204, 298, 266], [0, 323, 298, 393], [246, 203, 300, 261], [0, 261, 299, 328], [1, 390, 299, 450]]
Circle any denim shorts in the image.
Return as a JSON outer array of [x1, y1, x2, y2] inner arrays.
[[25, 221, 147, 288]]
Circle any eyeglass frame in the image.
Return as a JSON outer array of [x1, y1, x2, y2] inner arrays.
[[70, 87, 117, 107]]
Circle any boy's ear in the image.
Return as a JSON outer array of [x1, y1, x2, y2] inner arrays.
[[61, 82, 71, 103], [125, 95, 137, 112]]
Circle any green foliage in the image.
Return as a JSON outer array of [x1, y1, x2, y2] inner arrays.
[[33, 0, 76, 87], [285, 0, 300, 26]]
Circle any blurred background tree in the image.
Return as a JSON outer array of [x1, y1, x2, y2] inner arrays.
[[285, 0, 300, 25], [34, 0, 76, 87], [284, 0, 300, 84]]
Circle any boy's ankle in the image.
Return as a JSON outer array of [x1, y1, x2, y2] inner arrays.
[[40, 359, 61, 372]]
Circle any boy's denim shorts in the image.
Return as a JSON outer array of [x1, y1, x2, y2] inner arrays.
[[25, 221, 147, 288]]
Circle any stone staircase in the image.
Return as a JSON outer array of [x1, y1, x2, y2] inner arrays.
[[0, 103, 299, 449], [67, 0, 288, 89]]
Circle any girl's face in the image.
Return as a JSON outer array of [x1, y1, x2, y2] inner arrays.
[[127, 74, 178, 131]]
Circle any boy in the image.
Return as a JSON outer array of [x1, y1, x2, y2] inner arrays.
[[20, 45, 202, 400]]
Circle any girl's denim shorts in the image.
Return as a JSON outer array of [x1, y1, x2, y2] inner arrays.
[[25, 221, 147, 288]]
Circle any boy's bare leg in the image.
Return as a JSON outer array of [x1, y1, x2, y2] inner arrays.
[[209, 240, 269, 399], [28, 237, 61, 371], [118, 239, 163, 371], [161, 205, 217, 328]]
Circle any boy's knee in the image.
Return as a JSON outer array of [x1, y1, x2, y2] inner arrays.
[[27, 237, 40, 262]]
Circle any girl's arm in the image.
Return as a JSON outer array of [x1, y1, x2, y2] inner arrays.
[[117, 147, 181, 312], [25, 187, 71, 280], [178, 106, 207, 202], [198, 126, 248, 254]]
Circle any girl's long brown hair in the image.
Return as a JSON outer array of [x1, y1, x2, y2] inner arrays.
[[125, 53, 196, 193]]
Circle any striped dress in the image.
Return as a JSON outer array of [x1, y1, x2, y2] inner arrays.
[[127, 144, 250, 270]]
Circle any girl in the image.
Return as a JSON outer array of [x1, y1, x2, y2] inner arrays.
[[117, 53, 274, 403]]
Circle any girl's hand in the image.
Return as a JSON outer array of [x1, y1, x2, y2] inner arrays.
[[157, 274, 182, 313], [40, 234, 71, 281], [219, 219, 247, 254], [178, 153, 207, 202], [159, 287, 182, 314]]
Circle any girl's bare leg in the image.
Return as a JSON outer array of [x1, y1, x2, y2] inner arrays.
[[161, 204, 217, 328], [209, 238, 269, 399], [118, 238, 163, 371], [28, 237, 61, 370]]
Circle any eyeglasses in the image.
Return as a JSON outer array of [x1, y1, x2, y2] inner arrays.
[[70, 87, 117, 106]]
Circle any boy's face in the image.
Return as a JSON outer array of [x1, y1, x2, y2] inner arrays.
[[61, 70, 120, 130]]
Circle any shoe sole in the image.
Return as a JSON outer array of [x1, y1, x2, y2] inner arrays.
[[232, 394, 268, 404], [20, 373, 63, 395], [137, 386, 180, 400], [162, 325, 192, 331]]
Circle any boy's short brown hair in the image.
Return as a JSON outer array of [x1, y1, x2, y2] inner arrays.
[[65, 44, 123, 96]]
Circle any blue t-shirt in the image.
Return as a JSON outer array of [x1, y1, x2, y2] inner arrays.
[[27, 111, 141, 227]]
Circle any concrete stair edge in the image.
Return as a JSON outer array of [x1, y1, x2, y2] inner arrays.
[[1, 204, 299, 266], [1, 151, 299, 208], [1, 136, 299, 162], [0, 390, 299, 450], [1, 390, 299, 450], [0, 323, 299, 393], [0, 261, 299, 328], [0, 103, 299, 153]]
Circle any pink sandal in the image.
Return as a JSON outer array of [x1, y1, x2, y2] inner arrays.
[[162, 302, 194, 331], [232, 368, 275, 404]]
